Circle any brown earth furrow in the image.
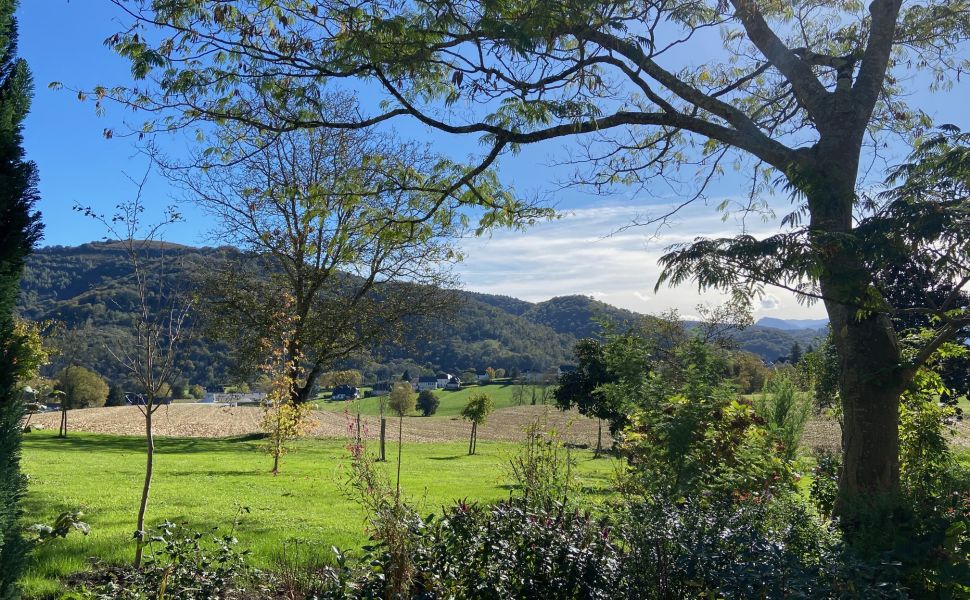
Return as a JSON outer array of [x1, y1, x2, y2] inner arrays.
[[28, 404, 606, 446]]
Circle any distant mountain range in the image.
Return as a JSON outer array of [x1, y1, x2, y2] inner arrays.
[[755, 317, 829, 331], [17, 243, 824, 386]]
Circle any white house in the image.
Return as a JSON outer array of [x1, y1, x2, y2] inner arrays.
[[414, 376, 438, 392], [203, 392, 267, 405]]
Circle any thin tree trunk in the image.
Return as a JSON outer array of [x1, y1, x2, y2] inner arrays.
[[468, 422, 476, 455], [271, 427, 281, 476], [58, 408, 66, 437], [134, 409, 154, 568], [593, 419, 603, 458], [380, 416, 387, 462], [395, 415, 403, 497]]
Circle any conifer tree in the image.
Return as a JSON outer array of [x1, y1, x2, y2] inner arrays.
[[0, 0, 42, 593]]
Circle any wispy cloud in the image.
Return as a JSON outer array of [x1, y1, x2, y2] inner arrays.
[[456, 201, 826, 319]]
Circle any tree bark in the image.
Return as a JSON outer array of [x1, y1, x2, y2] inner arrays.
[[802, 151, 911, 534], [293, 360, 324, 405], [827, 302, 907, 522], [468, 421, 476, 455], [134, 409, 154, 568]]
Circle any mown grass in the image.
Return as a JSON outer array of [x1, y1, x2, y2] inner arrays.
[[20, 429, 615, 598], [316, 381, 554, 418]]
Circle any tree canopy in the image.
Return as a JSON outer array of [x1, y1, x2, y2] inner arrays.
[[55, 365, 109, 410]]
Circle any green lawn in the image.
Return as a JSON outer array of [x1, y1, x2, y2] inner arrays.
[[20, 429, 614, 597], [316, 382, 554, 418]]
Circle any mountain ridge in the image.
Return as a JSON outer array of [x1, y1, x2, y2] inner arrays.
[[18, 242, 823, 386]]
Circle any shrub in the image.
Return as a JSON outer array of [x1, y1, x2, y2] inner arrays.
[[271, 539, 342, 599], [507, 417, 576, 508], [75, 522, 253, 599], [329, 499, 621, 600], [617, 496, 906, 599], [809, 450, 841, 519], [754, 373, 812, 461], [413, 500, 621, 600], [416, 390, 439, 416]]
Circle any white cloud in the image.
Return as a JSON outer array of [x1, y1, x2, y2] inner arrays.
[[759, 294, 781, 310], [456, 201, 827, 319]]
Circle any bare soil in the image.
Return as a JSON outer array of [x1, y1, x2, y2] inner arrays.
[[30, 404, 970, 450], [30, 404, 607, 446]]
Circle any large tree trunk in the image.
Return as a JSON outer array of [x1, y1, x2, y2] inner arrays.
[[134, 409, 155, 568], [803, 153, 911, 537], [293, 361, 324, 404], [826, 303, 908, 522]]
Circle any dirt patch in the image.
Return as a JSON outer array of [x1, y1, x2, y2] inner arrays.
[[31, 404, 967, 451], [29, 404, 605, 446]]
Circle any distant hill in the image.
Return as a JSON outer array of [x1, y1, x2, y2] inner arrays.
[[18, 243, 823, 386], [756, 317, 829, 331]]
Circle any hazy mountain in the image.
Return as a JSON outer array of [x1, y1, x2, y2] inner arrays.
[[755, 317, 829, 331]]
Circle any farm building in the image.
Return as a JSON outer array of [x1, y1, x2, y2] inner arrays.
[[415, 376, 438, 391], [331, 385, 360, 400]]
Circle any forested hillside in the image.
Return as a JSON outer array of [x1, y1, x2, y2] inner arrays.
[[18, 243, 822, 387]]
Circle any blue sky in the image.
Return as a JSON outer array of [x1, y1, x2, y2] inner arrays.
[[14, 1, 969, 318]]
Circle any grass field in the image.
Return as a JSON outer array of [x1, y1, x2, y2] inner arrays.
[[20, 429, 616, 597], [316, 381, 550, 418]]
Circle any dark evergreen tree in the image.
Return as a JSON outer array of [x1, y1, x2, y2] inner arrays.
[[106, 384, 127, 407], [789, 342, 803, 365], [416, 389, 439, 417], [0, 0, 41, 593]]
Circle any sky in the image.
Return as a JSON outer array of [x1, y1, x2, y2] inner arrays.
[[14, 1, 969, 319]]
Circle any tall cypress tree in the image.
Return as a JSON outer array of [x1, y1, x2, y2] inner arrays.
[[0, 0, 41, 595]]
